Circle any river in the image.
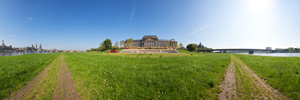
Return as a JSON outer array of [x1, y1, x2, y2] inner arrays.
[[0, 52, 49, 56], [243, 53, 300, 57]]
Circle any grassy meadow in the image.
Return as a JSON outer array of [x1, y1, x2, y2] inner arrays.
[[0, 53, 59, 99], [234, 54, 300, 99], [64, 52, 230, 99], [4, 51, 299, 99]]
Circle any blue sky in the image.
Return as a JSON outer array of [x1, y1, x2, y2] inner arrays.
[[0, 0, 300, 50]]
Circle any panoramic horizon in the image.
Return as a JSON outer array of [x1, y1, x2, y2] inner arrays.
[[1, 0, 300, 50], [1, 1, 300, 100]]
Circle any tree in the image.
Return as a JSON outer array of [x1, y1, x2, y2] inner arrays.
[[166, 40, 170, 47], [174, 41, 178, 48], [186, 43, 198, 52], [103, 39, 112, 50], [283, 49, 289, 52], [296, 48, 300, 53], [97, 42, 106, 51], [124, 42, 128, 48], [98, 39, 112, 51], [120, 40, 125, 48], [288, 47, 294, 53], [90, 48, 97, 51], [179, 43, 184, 49], [115, 41, 119, 49], [99, 42, 104, 47], [127, 38, 134, 47]]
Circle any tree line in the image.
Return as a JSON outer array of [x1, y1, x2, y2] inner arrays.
[[186, 43, 212, 52], [283, 47, 300, 53]]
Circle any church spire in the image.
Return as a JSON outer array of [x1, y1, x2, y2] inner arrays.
[[38, 43, 43, 52], [1, 40, 5, 47], [39, 43, 42, 49]]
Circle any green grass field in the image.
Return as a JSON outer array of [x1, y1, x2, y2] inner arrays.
[[234, 54, 300, 99], [0, 53, 59, 99], [4, 51, 299, 99], [64, 52, 230, 99], [176, 49, 192, 53]]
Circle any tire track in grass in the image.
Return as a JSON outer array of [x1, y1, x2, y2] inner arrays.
[[7, 55, 81, 100], [8, 55, 60, 100], [219, 55, 237, 100], [52, 56, 81, 100], [232, 55, 288, 100]]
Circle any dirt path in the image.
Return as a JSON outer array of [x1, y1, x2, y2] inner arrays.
[[219, 55, 288, 100], [234, 56, 288, 100], [52, 56, 81, 100], [8, 58, 57, 100], [219, 55, 237, 100], [7, 55, 81, 100]]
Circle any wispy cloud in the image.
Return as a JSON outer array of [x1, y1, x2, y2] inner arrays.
[[28, 17, 33, 21], [130, 0, 138, 21], [10, 35, 16, 37], [187, 25, 212, 36]]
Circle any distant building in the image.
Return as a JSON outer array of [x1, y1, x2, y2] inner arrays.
[[266, 47, 272, 50], [22, 46, 36, 52], [124, 35, 177, 48], [0, 40, 14, 52], [1, 40, 44, 52], [38, 43, 43, 52], [21, 44, 43, 52], [1, 40, 4, 48], [198, 42, 204, 50], [275, 48, 284, 51]]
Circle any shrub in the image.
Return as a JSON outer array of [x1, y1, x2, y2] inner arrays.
[[187, 43, 198, 52]]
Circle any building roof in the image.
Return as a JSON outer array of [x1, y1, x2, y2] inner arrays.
[[157, 39, 168, 42], [142, 35, 158, 40], [126, 35, 176, 42]]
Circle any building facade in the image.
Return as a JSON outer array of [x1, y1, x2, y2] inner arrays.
[[124, 35, 177, 48]]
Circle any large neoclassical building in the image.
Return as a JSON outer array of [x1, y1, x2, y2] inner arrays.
[[124, 35, 177, 48]]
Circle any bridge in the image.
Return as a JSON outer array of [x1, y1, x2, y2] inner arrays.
[[198, 48, 283, 54]]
